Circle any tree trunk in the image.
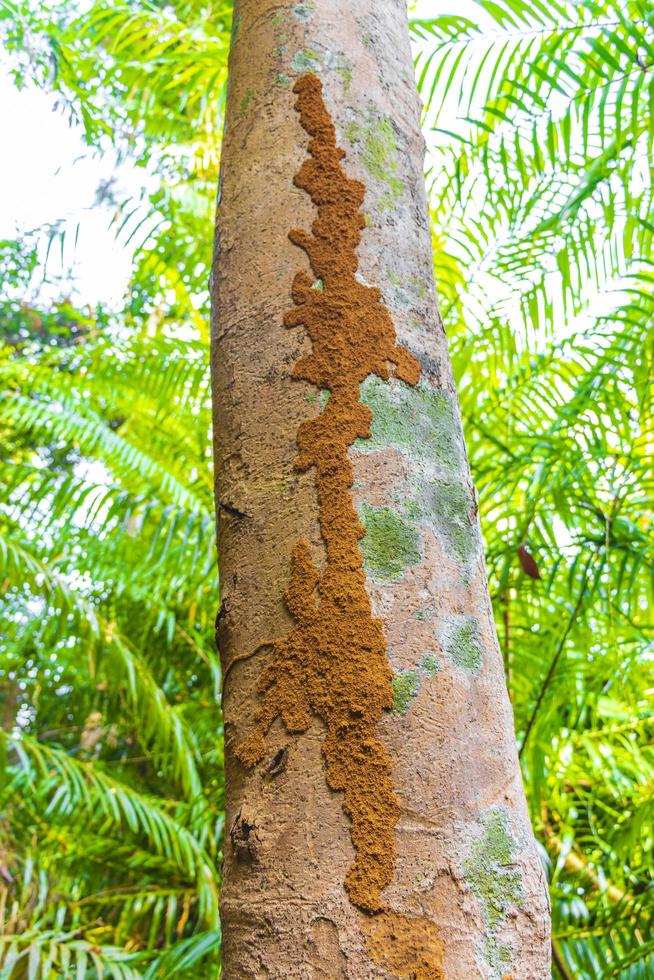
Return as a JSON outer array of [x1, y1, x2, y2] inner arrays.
[[211, 1, 551, 976]]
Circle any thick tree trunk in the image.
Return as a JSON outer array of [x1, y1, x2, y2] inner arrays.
[[211, 1, 551, 976]]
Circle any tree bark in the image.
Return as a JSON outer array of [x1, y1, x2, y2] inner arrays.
[[211, 1, 551, 976]]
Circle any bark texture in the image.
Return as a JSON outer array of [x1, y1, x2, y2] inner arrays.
[[211, 1, 551, 976]]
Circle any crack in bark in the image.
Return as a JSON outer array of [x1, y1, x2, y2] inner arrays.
[[218, 500, 252, 520]]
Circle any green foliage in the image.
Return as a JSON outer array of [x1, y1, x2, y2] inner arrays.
[[0, 299, 221, 971], [0, 0, 652, 976]]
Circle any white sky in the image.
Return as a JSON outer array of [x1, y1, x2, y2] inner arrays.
[[0, 69, 140, 306], [0, 0, 479, 308]]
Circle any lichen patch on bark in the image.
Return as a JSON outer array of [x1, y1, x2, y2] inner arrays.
[[346, 114, 404, 212], [440, 615, 484, 675], [464, 808, 525, 975], [234, 72, 421, 913], [358, 502, 422, 582]]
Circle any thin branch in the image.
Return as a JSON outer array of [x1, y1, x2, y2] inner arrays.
[[519, 573, 589, 757]]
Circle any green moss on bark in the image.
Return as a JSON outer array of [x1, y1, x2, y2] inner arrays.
[[356, 379, 479, 576], [390, 654, 439, 715], [336, 64, 353, 94]]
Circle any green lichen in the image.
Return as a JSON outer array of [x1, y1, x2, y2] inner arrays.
[[387, 283, 411, 307], [357, 379, 459, 472], [274, 74, 290, 87], [419, 651, 440, 677], [391, 669, 421, 714], [441, 616, 483, 674], [409, 275, 429, 299], [294, 0, 316, 18], [271, 12, 284, 27], [484, 938, 512, 979], [272, 478, 293, 498], [386, 270, 428, 307], [356, 380, 478, 573], [390, 655, 438, 715], [336, 64, 353, 94], [414, 478, 477, 569], [464, 809, 523, 976], [291, 49, 322, 72], [358, 503, 421, 582], [346, 116, 404, 211], [239, 88, 254, 114], [304, 387, 328, 407]]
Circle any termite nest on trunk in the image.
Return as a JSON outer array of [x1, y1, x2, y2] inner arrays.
[[235, 72, 421, 913]]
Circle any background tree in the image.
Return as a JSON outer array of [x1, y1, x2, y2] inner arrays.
[[0, 0, 652, 976]]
